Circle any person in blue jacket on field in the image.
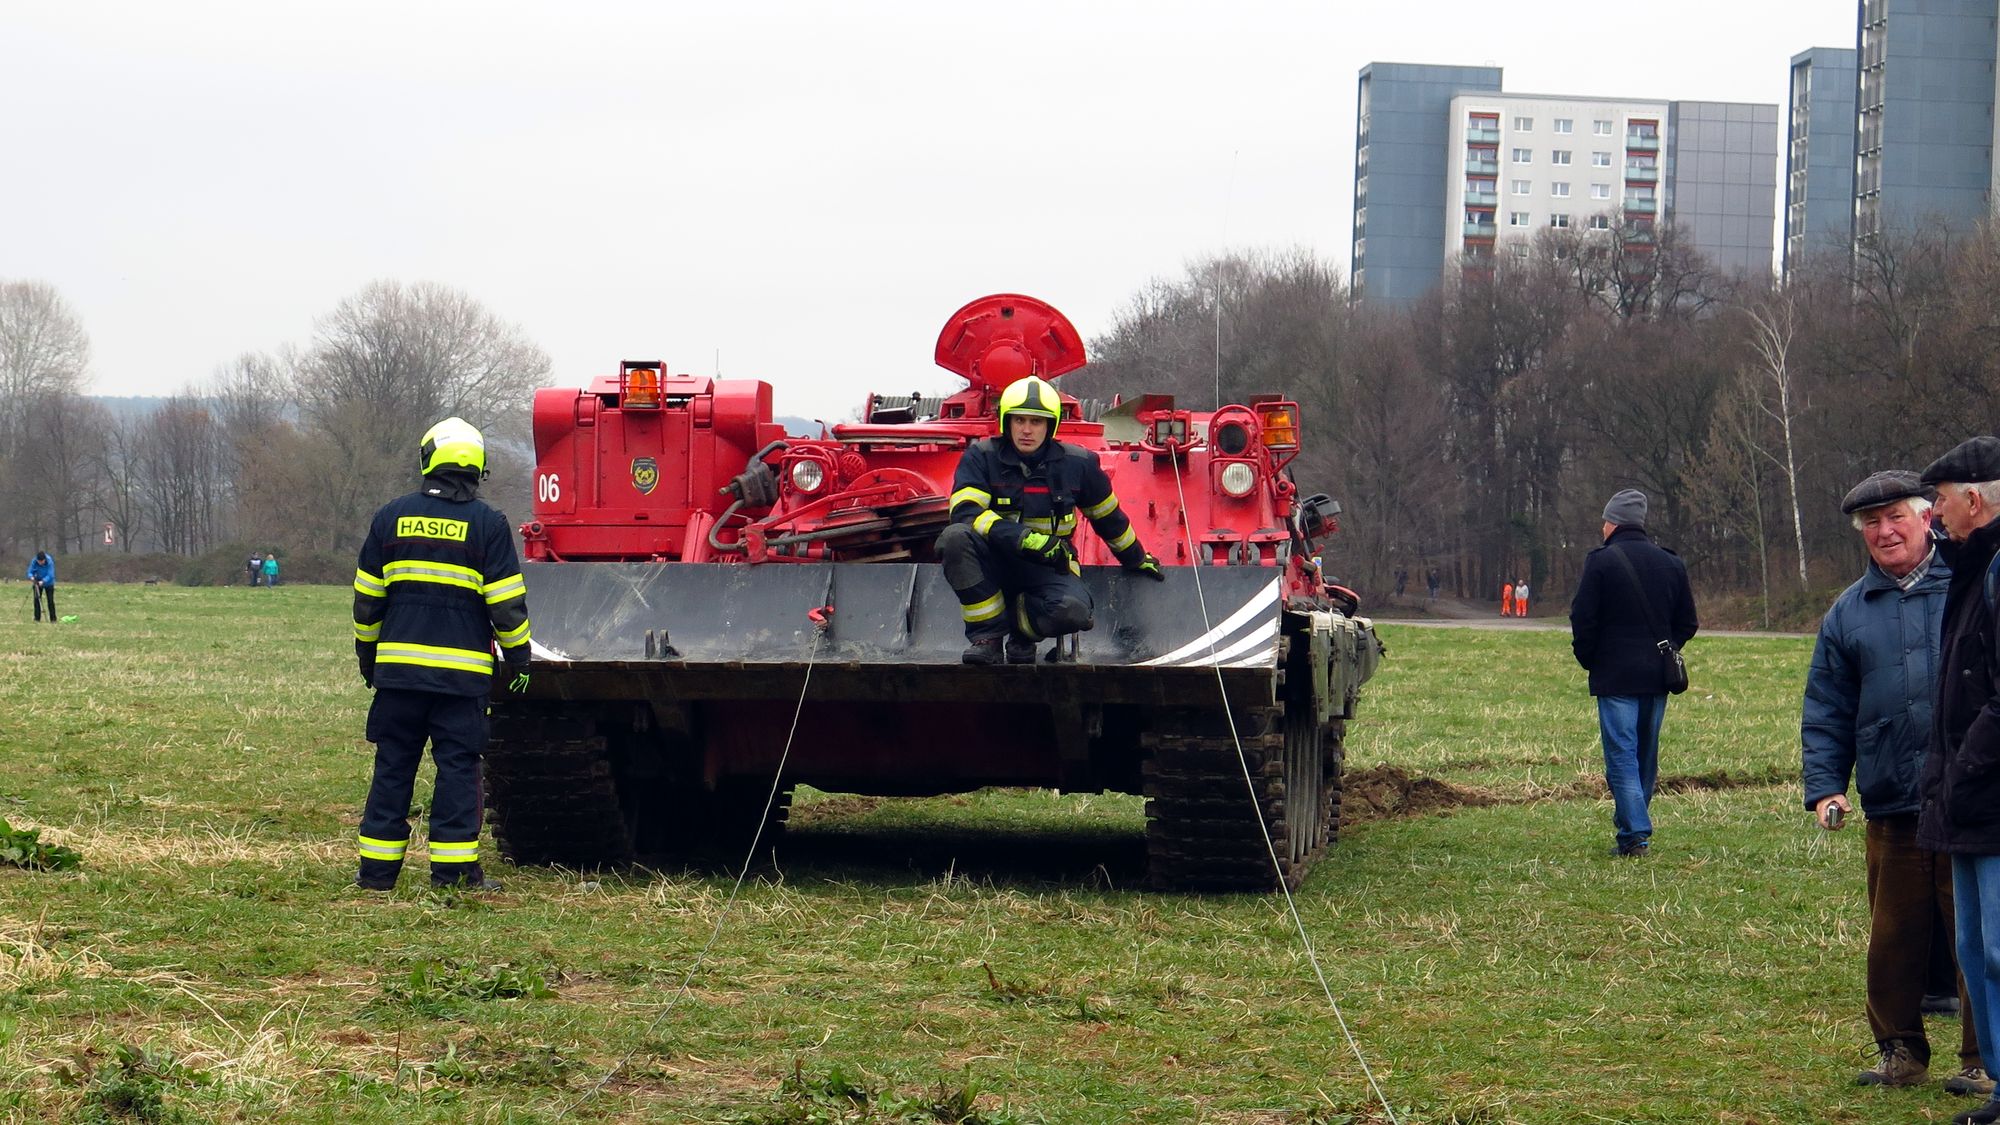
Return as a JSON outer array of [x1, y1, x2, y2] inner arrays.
[[25, 550, 54, 623], [1802, 470, 1985, 1094]]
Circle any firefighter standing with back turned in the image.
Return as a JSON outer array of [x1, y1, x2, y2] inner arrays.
[[351, 417, 531, 892], [936, 376, 1164, 664]]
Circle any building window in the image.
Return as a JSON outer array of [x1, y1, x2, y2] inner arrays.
[[1552, 182, 1571, 198], [1511, 179, 1531, 195], [1514, 116, 1534, 131], [1510, 243, 1531, 259], [1588, 214, 1611, 230], [1509, 211, 1530, 227], [1554, 118, 1573, 133], [1591, 183, 1611, 199], [1550, 214, 1571, 228], [1593, 119, 1613, 135], [1592, 151, 1612, 167], [1552, 150, 1572, 165], [1512, 148, 1532, 163]]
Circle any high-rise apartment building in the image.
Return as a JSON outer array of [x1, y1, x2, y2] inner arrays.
[[1352, 62, 1503, 303], [1445, 93, 1671, 268], [1852, 0, 1994, 244], [1784, 47, 1857, 272], [1353, 64, 1779, 303]]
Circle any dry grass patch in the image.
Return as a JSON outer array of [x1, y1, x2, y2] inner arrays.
[[0, 915, 108, 990]]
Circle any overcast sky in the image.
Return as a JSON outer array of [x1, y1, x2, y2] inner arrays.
[[4, 2, 1854, 423]]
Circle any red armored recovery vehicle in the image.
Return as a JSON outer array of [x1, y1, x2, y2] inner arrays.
[[484, 295, 1382, 890]]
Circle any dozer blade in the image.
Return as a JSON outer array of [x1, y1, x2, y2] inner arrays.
[[520, 561, 1285, 710]]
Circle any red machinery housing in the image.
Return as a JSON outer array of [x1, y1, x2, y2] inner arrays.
[[485, 295, 1381, 890]]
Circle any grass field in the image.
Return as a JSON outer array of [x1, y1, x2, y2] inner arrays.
[[0, 584, 1960, 1122]]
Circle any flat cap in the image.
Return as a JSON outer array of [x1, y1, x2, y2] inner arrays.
[[1839, 469, 1931, 515], [1921, 436, 2000, 486]]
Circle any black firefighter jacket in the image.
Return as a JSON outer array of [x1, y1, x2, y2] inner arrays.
[[947, 436, 1147, 567], [1568, 525, 1699, 697], [352, 474, 531, 697], [1919, 516, 2000, 855]]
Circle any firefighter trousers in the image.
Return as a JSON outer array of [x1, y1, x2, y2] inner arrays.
[[356, 688, 488, 887], [938, 523, 1093, 642]]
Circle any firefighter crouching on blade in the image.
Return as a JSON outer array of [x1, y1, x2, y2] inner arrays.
[[936, 376, 1164, 665], [351, 417, 531, 892]]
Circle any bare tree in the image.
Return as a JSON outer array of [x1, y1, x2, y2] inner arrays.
[[137, 397, 228, 555], [293, 281, 550, 549], [1740, 293, 1810, 590]]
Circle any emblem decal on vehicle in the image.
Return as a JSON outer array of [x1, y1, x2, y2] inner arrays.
[[631, 457, 658, 495]]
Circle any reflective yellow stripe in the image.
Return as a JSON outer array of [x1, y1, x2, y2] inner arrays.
[[358, 835, 407, 861], [428, 840, 479, 863], [354, 570, 388, 598], [495, 620, 531, 646], [377, 642, 495, 674], [972, 510, 1000, 536], [383, 560, 483, 592], [1084, 494, 1120, 519], [1023, 517, 1054, 531], [1058, 513, 1077, 534], [1015, 597, 1040, 641], [962, 593, 1005, 623], [1109, 526, 1138, 551], [950, 486, 993, 511], [482, 574, 527, 605], [354, 621, 382, 642]]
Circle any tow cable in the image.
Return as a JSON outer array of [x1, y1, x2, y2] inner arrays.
[[1166, 450, 1402, 1125], [558, 604, 832, 1119]]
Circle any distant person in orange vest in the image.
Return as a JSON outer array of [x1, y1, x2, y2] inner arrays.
[[1500, 580, 1515, 617], [1516, 579, 1531, 617]]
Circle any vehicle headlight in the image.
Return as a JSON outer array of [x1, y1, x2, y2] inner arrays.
[[791, 459, 826, 494], [1219, 462, 1257, 498]]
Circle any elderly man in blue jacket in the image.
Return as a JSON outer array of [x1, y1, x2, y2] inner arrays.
[[25, 550, 54, 622], [1804, 470, 1984, 1094]]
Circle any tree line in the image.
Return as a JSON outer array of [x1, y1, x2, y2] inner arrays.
[[1064, 217, 2000, 620], [0, 280, 548, 566], [6, 216, 1994, 611]]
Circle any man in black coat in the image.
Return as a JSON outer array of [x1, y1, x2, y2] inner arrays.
[[1916, 437, 2000, 1125], [1569, 489, 1699, 857]]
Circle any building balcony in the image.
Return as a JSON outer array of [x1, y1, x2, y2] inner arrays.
[[1465, 158, 1498, 176], [1625, 135, 1660, 152], [1466, 126, 1500, 144], [1464, 191, 1498, 207], [1623, 198, 1658, 214], [1463, 221, 1497, 239], [1624, 164, 1659, 183], [1621, 226, 1656, 245]]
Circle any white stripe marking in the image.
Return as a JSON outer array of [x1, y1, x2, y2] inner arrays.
[[1136, 577, 1281, 666]]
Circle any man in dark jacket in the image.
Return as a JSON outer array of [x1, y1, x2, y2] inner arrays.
[[1569, 488, 1698, 857], [1803, 470, 1983, 1093], [1917, 437, 2000, 1125], [351, 417, 531, 893]]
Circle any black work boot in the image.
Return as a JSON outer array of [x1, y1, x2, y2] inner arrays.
[[432, 863, 503, 892], [1005, 636, 1038, 665], [355, 857, 401, 891], [962, 636, 1004, 665]]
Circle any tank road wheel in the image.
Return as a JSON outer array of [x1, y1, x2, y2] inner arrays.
[[1140, 703, 1297, 891], [485, 706, 636, 868]]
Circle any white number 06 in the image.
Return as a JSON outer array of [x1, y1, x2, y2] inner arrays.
[[536, 473, 561, 503]]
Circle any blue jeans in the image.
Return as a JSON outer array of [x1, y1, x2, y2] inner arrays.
[[1953, 855, 2000, 1076], [1598, 694, 1667, 850]]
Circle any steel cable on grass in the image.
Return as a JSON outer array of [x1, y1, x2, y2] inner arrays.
[[1164, 452, 1402, 1125], [557, 622, 827, 1120]]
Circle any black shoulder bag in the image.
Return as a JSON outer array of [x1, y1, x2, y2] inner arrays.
[[1607, 544, 1689, 695]]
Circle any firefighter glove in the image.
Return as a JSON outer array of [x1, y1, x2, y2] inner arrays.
[[1017, 530, 1072, 570], [358, 656, 375, 689], [1129, 553, 1166, 581], [506, 666, 531, 694]]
